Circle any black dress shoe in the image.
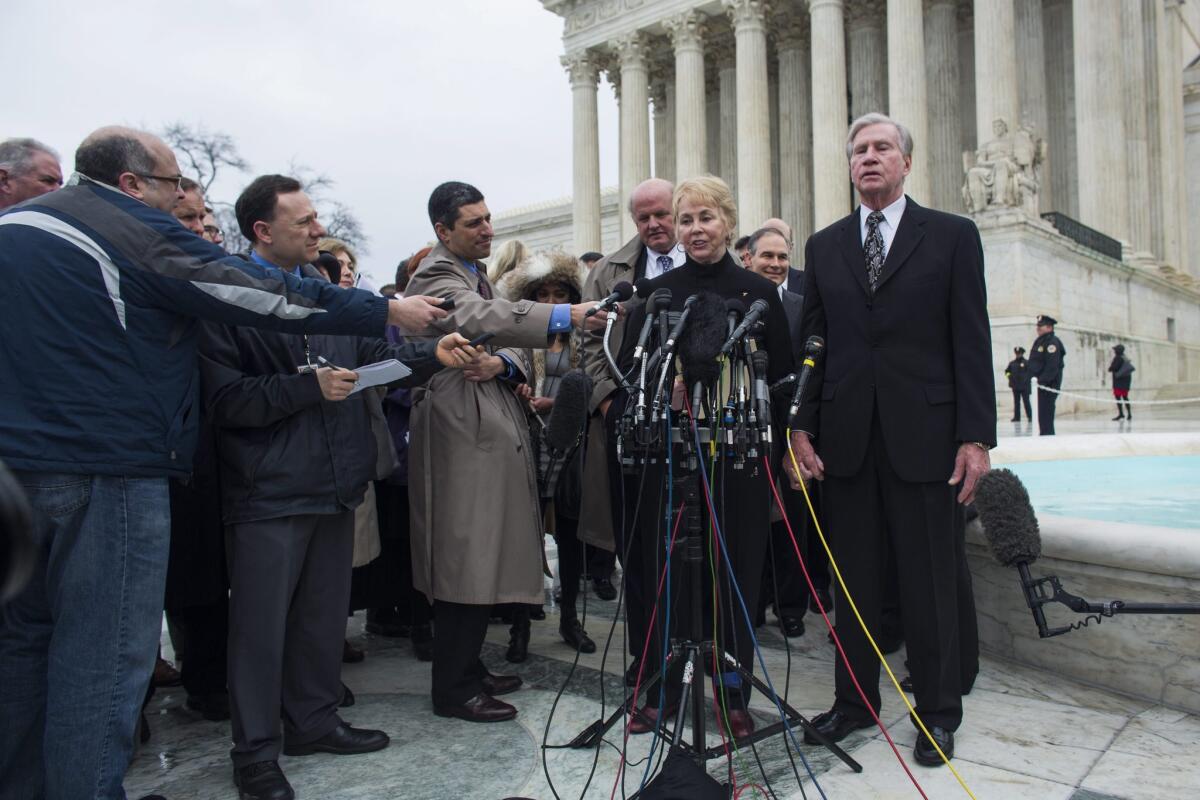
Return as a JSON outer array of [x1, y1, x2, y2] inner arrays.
[[412, 624, 433, 662], [434, 692, 517, 722], [802, 708, 873, 744], [560, 618, 597, 653], [592, 576, 617, 601], [339, 681, 355, 707], [283, 723, 389, 756], [781, 616, 805, 638], [186, 691, 231, 721], [481, 671, 523, 696], [342, 639, 365, 664], [899, 675, 914, 693], [234, 760, 294, 800], [529, 605, 546, 621], [914, 726, 954, 766]]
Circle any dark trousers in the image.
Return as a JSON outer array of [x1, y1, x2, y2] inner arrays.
[[176, 597, 228, 697], [351, 482, 430, 628], [762, 484, 810, 621], [824, 419, 963, 731], [431, 601, 492, 707], [226, 511, 353, 767], [1012, 390, 1032, 421], [587, 544, 616, 581], [1037, 382, 1059, 435], [554, 514, 584, 619]]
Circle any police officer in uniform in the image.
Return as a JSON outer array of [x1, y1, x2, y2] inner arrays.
[[1027, 315, 1065, 435], [1004, 346, 1032, 422]]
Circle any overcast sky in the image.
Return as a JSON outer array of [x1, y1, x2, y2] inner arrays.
[[9, 0, 620, 284]]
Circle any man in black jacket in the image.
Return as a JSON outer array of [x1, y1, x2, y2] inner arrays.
[[1005, 347, 1031, 422], [790, 113, 995, 766], [1028, 314, 1066, 435], [201, 175, 476, 800]]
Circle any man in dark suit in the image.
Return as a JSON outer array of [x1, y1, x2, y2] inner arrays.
[[789, 113, 995, 766], [760, 217, 806, 296]]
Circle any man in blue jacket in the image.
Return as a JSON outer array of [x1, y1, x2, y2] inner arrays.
[[0, 126, 466, 800]]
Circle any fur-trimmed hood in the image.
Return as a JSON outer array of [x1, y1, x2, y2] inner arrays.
[[495, 249, 588, 305]]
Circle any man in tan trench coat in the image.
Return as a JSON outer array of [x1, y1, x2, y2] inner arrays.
[[405, 181, 612, 723]]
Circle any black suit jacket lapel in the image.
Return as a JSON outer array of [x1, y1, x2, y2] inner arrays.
[[874, 196, 926, 292], [838, 209, 871, 298]]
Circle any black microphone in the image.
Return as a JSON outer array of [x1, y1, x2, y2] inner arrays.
[[315, 251, 342, 284], [719, 298, 769, 356], [676, 293, 728, 413], [724, 298, 746, 341], [540, 370, 594, 499], [661, 294, 698, 362], [787, 336, 826, 423], [631, 288, 672, 363], [585, 280, 634, 317], [749, 349, 771, 439], [632, 277, 654, 300]]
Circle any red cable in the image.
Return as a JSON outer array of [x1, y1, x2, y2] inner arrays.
[[761, 456, 929, 799]]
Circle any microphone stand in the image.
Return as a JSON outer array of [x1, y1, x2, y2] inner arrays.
[[569, 376, 861, 779]]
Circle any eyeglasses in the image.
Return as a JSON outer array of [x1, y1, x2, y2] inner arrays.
[[137, 173, 184, 190]]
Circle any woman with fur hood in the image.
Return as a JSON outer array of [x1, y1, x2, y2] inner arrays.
[[496, 249, 597, 661]]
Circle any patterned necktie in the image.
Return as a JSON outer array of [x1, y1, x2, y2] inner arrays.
[[473, 264, 493, 299], [657, 254, 674, 275], [864, 210, 886, 292]]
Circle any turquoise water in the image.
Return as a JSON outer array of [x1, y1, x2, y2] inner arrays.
[[1005, 456, 1200, 530]]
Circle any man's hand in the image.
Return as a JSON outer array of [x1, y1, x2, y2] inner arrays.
[[569, 303, 620, 332], [787, 430, 824, 487], [530, 396, 554, 414], [434, 333, 480, 368], [463, 353, 506, 383], [388, 295, 450, 333], [949, 443, 990, 504], [315, 366, 358, 402]]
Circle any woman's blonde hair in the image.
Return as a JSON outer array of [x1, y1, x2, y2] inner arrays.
[[672, 176, 738, 244], [317, 237, 357, 269], [488, 239, 528, 284]]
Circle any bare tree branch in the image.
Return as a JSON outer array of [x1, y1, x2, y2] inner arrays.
[[161, 123, 249, 193]]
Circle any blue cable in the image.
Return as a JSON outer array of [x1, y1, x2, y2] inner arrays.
[[690, 418, 828, 800]]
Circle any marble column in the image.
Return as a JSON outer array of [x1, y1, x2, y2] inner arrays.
[[725, 0, 773, 230], [957, 1, 976, 153], [706, 68, 722, 173], [1120, 1, 1154, 260], [770, 65, 781, 217], [651, 77, 676, 184], [1184, 63, 1200, 276], [615, 32, 651, 241], [925, 0, 960, 212], [664, 10, 708, 182], [563, 51, 601, 255], [886, 0, 929, 203], [1072, 0, 1128, 242], [776, 12, 813, 244], [974, 0, 1018, 145], [846, 0, 887, 119], [809, 0, 851, 228], [1043, 0, 1077, 217], [1015, 0, 1051, 212], [1157, 0, 1188, 273], [719, 54, 739, 195]]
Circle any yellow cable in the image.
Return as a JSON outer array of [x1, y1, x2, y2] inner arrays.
[[785, 430, 979, 800]]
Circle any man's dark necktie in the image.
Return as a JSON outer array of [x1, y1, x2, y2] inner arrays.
[[657, 254, 673, 274], [476, 271, 493, 300], [865, 210, 886, 292]]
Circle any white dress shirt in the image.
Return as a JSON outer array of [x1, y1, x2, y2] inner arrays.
[[643, 242, 686, 279], [858, 194, 907, 259]]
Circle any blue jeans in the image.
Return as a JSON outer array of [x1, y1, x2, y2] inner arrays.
[[0, 472, 170, 800]]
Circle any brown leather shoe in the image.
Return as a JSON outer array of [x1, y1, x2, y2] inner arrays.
[[434, 693, 518, 723], [719, 708, 755, 740], [481, 672, 523, 696], [627, 702, 678, 734]]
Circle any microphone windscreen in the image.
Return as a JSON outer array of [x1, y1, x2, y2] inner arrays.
[[611, 281, 634, 302], [804, 335, 825, 358], [633, 277, 655, 298], [725, 298, 747, 319], [543, 370, 593, 453], [975, 468, 1042, 567], [315, 252, 341, 283], [649, 288, 673, 312], [677, 291, 728, 387]]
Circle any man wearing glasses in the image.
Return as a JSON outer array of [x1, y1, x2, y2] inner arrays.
[[0, 125, 459, 799]]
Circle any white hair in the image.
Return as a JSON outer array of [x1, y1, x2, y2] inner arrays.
[[845, 113, 913, 160], [0, 138, 59, 175]]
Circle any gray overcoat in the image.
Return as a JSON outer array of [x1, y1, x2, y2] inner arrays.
[[405, 242, 555, 605]]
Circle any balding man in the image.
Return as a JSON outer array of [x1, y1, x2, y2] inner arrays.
[[760, 216, 805, 295], [0, 138, 63, 210], [579, 177, 681, 683], [0, 126, 456, 799]]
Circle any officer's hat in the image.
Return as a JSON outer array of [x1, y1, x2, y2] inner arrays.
[[1014, 346, 1025, 354], [1037, 314, 1057, 326]]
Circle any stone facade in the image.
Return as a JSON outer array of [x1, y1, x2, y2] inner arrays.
[[492, 0, 1200, 408]]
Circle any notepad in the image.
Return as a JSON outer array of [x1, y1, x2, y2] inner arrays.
[[348, 359, 412, 394]]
